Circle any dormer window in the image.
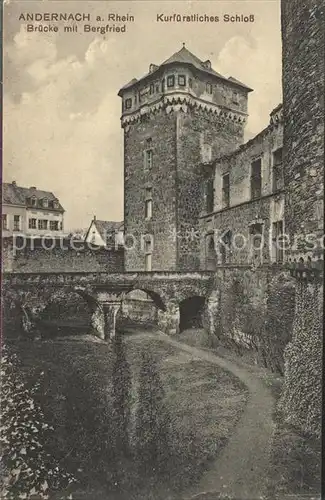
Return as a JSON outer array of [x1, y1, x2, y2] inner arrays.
[[206, 83, 213, 94], [53, 199, 59, 209], [43, 198, 49, 208], [178, 75, 186, 86], [31, 196, 37, 207], [149, 83, 154, 95], [125, 98, 132, 110], [167, 75, 175, 88]]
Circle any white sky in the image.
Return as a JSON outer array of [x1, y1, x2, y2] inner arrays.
[[3, 0, 282, 230]]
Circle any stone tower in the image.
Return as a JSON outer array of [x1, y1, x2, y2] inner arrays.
[[119, 45, 253, 271], [281, 0, 324, 259]]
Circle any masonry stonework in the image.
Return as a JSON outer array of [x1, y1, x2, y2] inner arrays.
[[120, 46, 251, 272], [279, 0, 324, 437], [199, 107, 284, 268], [282, 0, 324, 259], [3, 238, 124, 273]]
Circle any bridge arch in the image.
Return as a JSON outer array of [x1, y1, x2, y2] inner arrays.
[[122, 287, 167, 312], [38, 288, 99, 337], [179, 295, 206, 332]]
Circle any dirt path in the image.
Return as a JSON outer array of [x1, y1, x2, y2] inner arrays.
[[149, 332, 275, 500]]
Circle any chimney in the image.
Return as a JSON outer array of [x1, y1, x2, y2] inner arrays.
[[93, 215, 96, 221], [30, 186, 36, 190], [149, 63, 158, 74], [203, 60, 211, 69], [12, 181, 16, 186]]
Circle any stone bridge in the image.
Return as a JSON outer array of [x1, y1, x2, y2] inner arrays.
[[3, 271, 216, 339]]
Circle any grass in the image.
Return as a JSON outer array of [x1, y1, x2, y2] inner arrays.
[[8, 332, 248, 500], [179, 328, 321, 500]]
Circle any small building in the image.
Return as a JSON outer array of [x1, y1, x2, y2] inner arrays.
[[84, 216, 124, 248], [2, 181, 65, 237]]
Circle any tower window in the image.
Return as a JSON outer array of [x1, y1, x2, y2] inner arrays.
[[161, 79, 165, 92], [125, 98, 132, 110], [189, 78, 193, 88], [251, 159, 262, 199], [144, 149, 153, 170], [206, 83, 213, 94], [178, 75, 186, 86], [167, 75, 175, 88], [232, 91, 239, 104], [222, 173, 230, 208], [149, 83, 155, 95], [272, 148, 284, 191], [144, 235, 153, 271], [145, 188, 153, 219]]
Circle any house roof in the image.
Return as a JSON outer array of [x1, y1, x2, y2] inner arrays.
[[2, 182, 65, 212], [94, 220, 124, 235], [85, 219, 124, 246], [118, 46, 253, 94]]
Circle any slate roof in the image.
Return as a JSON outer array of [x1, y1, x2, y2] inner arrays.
[[2, 182, 65, 212], [118, 46, 253, 94]]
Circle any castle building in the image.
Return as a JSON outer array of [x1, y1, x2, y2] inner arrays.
[[119, 44, 253, 272], [200, 104, 284, 269], [2, 181, 65, 237]]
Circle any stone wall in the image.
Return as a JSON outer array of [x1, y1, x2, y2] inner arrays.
[[279, 0, 324, 438], [200, 197, 275, 266], [2, 238, 124, 273], [282, 0, 324, 259], [199, 114, 284, 268], [205, 267, 296, 374], [212, 119, 283, 212], [123, 94, 246, 272], [176, 108, 245, 271], [124, 111, 177, 271]]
